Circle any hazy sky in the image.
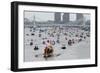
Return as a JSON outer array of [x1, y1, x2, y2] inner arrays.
[[24, 11, 90, 22], [24, 11, 54, 22]]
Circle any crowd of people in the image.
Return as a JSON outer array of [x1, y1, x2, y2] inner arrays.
[[24, 26, 90, 58]]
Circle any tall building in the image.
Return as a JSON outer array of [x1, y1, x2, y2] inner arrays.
[[76, 13, 84, 25], [62, 13, 69, 23], [77, 13, 83, 20], [69, 13, 77, 21], [54, 12, 61, 23]]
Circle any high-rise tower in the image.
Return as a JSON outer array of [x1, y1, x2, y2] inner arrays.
[[54, 12, 61, 23], [62, 13, 69, 24]]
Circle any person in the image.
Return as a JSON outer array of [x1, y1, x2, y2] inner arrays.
[[46, 40, 51, 47], [34, 46, 39, 50], [44, 40, 54, 58], [44, 45, 54, 58], [68, 40, 72, 46], [61, 44, 66, 49]]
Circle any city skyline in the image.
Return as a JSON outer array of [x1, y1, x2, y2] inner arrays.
[[24, 11, 90, 22]]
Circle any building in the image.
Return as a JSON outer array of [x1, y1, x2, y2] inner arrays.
[[76, 13, 84, 25], [54, 12, 61, 23], [77, 13, 84, 20], [62, 13, 69, 24]]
